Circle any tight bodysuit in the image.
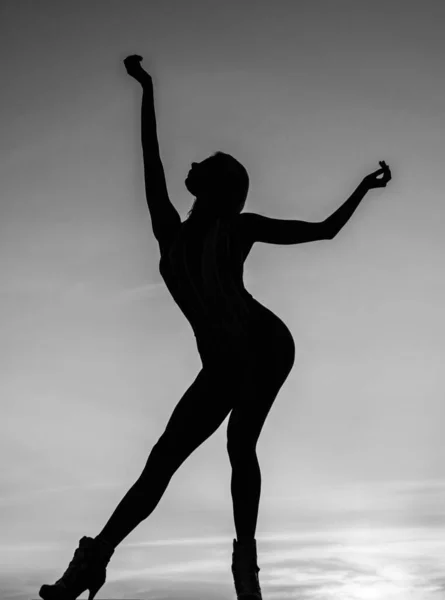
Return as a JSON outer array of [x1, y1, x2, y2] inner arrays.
[[159, 213, 296, 378], [94, 211, 296, 548]]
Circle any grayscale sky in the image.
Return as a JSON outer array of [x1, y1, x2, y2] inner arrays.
[[2, 1, 445, 598]]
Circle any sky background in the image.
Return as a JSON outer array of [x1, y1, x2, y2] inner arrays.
[[2, 1, 445, 598]]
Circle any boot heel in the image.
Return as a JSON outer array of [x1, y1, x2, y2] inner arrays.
[[88, 574, 105, 600]]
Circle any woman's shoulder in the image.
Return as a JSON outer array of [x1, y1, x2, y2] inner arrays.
[[235, 211, 258, 241], [228, 212, 258, 256]]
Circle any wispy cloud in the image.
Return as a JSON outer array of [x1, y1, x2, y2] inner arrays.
[[0, 277, 164, 304], [0, 481, 120, 507], [113, 282, 165, 303], [4, 525, 445, 600], [110, 526, 445, 598]]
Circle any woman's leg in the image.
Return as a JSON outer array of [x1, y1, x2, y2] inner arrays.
[[226, 336, 295, 543], [95, 366, 236, 549]]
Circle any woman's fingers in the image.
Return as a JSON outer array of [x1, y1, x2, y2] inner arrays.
[[379, 160, 391, 178], [372, 161, 391, 181], [123, 55, 144, 74], [124, 54, 143, 63], [363, 161, 392, 189], [370, 167, 385, 178]]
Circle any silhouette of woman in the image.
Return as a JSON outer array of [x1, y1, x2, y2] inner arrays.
[[39, 55, 392, 600]]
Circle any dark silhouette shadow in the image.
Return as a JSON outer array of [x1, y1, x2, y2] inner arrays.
[[38, 55, 391, 600]]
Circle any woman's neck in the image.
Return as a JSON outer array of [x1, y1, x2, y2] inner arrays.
[[187, 204, 220, 225], [185, 197, 238, 229]]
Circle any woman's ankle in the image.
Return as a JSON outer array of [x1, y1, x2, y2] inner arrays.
[[94, 534, 116, 552], [235, 536, 256, 546], [235, 537, 256, 551]]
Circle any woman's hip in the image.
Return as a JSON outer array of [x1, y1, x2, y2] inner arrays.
[[194, 312, 295, 374]]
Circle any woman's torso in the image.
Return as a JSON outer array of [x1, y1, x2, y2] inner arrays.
[[159, 213, 293, 362]]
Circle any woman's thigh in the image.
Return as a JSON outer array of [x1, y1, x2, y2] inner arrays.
[[153, 362, 245, 462], [153, 322, 295, 464], [226, 327, 296, 455]]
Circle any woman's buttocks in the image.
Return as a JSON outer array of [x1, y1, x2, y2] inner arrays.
[[194, 298, 295, 372], [248, 300, 295, 354]]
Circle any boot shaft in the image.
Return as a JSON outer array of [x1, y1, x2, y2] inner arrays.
[[231, 538, 262, 599], [232, 539, 257, 564]]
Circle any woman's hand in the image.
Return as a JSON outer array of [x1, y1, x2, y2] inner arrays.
[[123, 55, 152, 85], [362, 161, 392, 190]]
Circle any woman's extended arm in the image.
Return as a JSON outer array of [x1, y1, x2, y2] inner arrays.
[[124, 55, 181, 247], [239, 161, 392, 246]]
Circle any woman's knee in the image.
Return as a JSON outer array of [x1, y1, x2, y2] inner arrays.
[[227, 438, 258, 466], [139, 435, 187, 479], [226, 372, 289, 461], [153, 430, 192, 463], [226, 417, 260, 463]]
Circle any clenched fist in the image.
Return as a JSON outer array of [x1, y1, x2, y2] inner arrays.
[[124, 55, 152, 85]]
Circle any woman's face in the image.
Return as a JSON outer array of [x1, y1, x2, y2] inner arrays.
[[185, 153, 247, 219], [185, 156, 219, 197]]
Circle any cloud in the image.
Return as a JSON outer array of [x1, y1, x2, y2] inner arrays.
[[0, 481, 120, 507], [10, 525, 443, 600], [113, 282, 165, 303]]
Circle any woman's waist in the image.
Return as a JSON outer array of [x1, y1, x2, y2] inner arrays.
[[192, 297, 291, 339]]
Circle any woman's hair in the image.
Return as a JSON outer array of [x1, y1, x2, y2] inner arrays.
[[186, 151, 249, 219]]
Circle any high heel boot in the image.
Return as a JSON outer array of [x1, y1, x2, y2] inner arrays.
[[231, 538, 263, 599], [39, 536, 115, 600]]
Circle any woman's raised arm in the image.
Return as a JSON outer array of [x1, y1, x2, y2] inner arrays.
[[124, 55, 181, 248]]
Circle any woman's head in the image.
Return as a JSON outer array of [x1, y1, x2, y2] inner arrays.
[[185, 152, 249, 219]]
